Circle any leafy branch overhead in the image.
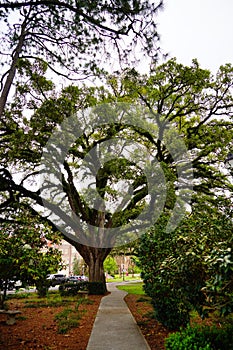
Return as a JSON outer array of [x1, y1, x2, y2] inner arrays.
[[0, 0, 163, 116], [0, 58, 232, 286]]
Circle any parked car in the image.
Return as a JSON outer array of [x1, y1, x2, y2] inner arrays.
[[80, 275, 89, 282], [0, 279, 14, 291], [0, 279, 22, 291], [66, 275, 89, 283], [14, 280, 23, 290], [46, 274, 66, 286], [66, 275, 82, 283]]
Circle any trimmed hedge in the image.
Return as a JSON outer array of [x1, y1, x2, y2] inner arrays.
[[88, 282, 106, 295], [59, 281, 106, 296]]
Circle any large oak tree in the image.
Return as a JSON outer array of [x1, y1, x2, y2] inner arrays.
[[0, 59, 232, 292]]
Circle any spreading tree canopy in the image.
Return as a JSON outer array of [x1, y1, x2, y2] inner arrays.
[[0, 59, 233, 291]]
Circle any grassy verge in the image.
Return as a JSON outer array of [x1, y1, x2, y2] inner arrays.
[[107, 275, 141, 283], [116, 282, 145, 295]]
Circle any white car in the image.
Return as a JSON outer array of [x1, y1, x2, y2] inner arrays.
[[14, 280, 22, 289], [80, 275, 89, 282]]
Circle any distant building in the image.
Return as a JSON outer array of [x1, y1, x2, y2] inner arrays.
[[115, 255, 130, 275], [58, 240, 83, 275]]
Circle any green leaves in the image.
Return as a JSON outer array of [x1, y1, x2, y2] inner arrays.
[[0, 0, 163, 82], [1, 57, 233, 287], [138, 198, 233, 327], [0, 207, 64, 304]]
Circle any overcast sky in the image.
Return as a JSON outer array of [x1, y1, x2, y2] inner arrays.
[[157, 0, 233, 73]]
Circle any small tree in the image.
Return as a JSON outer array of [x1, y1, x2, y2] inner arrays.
[[0, 207, 64, 305], [104, 256, 118, 276]]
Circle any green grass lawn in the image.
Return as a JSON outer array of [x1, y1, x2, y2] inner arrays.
[[116, 282, 145, 295], [106, 274, 141, 283]]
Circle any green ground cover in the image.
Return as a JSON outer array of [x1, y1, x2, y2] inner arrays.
[[116, 282, 145, 295], [107, 274, 141, 283]]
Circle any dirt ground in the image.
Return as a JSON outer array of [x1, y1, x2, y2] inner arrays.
[[0, 292, 171, 350], [125, 294, 172, 350]]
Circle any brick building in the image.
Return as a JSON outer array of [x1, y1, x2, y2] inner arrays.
[[58, 240, 82, 276]]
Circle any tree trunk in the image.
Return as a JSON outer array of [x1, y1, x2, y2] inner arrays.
[[0, 19, 27, 117], [70, 241, 111, 294], [88, 253, 106, 282], [85, 247, 111, 293], [0, 283, 8, 309]]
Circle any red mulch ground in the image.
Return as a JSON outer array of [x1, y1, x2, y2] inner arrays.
[[125, 294, 172, 349], [0, 295, 102, 350], [0, 292, 174, 350]]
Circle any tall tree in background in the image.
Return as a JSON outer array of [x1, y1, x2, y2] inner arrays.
[[0, 59, 232, 292], [0, 0, 163, 116]]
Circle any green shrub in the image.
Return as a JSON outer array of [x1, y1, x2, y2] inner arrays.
[[24, 293, 73, 308], [59, 281, 106, 296], [75, 298, 93, 309], [87, 282, 106, 295], [165, 326, 212, 350], [35, 279, 51, 298], [59, 282, 88, 296], [152, 296, 190, 330], [55, 308, 81, 334], [165, 324, 233, 350], [55, 308, 73, 321], [147, 284, 191, 330], [7, 292, 30, 300], [201, 324, 233, 350], [137, 207, 233, 327]]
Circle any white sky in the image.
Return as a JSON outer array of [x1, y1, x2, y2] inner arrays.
[[157, 0, 233, 73]]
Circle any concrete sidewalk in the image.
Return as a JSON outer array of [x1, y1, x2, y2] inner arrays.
[[86, 282, 151, 350]]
